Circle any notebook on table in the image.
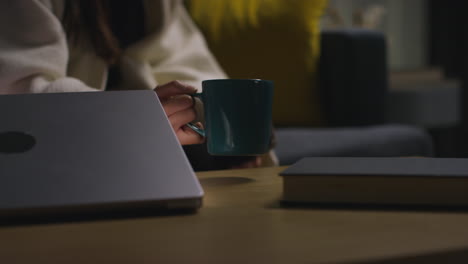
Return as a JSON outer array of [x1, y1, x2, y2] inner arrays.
[[280, 157, 468, 207], [0, 90, 202, 223]]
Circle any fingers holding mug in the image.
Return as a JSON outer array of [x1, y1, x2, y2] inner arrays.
[[154, 81, 203, 145], [169, 107, 205, 145], [154, 80, 197, 99], [160, 94, 194, 117]]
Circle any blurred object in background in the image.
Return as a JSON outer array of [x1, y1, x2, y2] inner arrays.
[[323, 2, 386, 30], [323, 0, 427, 71], [353, 4, 386, 29], [322, 0, 462, 157]]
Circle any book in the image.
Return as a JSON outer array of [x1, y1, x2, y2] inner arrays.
[[280, 157, 468, 207]]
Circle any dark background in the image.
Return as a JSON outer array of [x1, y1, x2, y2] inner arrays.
[[429, 0, 468, 157]]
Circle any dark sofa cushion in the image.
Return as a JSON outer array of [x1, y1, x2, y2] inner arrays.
[[275, 125, 434, 165]]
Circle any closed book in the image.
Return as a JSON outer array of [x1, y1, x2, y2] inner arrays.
[[280, 157, 468, 207]]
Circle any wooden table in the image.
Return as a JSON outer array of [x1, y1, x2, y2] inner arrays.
[[2, 166, 468, 263]]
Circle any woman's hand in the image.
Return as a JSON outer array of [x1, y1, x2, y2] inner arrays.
[[154, 81, 204, 145]]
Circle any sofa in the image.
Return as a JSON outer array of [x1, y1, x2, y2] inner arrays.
[[187, 1, 434, 165]]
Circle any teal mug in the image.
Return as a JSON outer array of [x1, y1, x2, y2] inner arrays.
[[186, 79, 274, 156]]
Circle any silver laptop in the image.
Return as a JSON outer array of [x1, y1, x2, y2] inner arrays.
[[0, 90, 203, 222]]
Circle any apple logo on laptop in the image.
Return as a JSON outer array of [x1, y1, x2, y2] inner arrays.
[[0, 131, 36, 154]]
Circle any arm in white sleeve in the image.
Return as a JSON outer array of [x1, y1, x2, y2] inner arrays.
[[0, 0, 97, 94], [128, 1, 227, 90]]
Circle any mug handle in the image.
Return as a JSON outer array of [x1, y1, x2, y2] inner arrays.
[[186, 93, 206, 137]]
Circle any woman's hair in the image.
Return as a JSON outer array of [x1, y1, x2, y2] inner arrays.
[[62, 0, 121, 65]]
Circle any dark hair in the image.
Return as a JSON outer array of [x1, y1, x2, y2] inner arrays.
[[62, 0, 121, 65]]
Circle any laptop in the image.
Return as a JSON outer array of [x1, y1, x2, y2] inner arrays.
[[0, 90, 203, 222]]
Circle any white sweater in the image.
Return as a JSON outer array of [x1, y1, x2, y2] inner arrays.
[[0, 0, 278, 166], [0, 0, 227, 94]]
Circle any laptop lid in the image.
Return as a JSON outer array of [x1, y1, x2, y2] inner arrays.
[[0, 90, 203, 221]]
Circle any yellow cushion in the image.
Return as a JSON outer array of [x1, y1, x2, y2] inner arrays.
[[189, 0, 328, 126]]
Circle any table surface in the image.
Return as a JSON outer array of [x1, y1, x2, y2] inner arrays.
[[2, 166, 468, 263]]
